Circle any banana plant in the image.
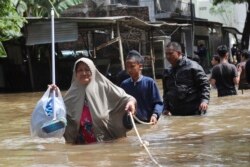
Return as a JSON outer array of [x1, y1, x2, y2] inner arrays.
[[0, 0, 26, 41], [18, 0, 85, 17]]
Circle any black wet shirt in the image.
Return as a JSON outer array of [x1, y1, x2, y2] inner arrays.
[[162, 57, 210, 115], [211, 63, 238, 96]]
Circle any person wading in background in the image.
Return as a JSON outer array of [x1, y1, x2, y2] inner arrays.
[[210, 45, 241, 97]]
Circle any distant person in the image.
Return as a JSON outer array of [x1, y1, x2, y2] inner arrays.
[[237, 50, 250, 91], [210, 45, 241, 97], [190, 54, 200, 64], [116, 69, 130, 86], [162, 42, 210, 116], [209, 55, 220, 85], [195, 42, 207, 71], [120, 50, 163, 124], [211, 54, 220, 66], [246, 58, 250, 83], [231, 44, 241, 64], [51, 57, 136, 144]]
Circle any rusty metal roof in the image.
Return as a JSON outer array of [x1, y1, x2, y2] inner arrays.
[[26, 16, 190, 30], [24, 16, 190, 45]]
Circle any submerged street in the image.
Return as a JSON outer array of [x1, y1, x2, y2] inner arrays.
[[0, 84, 249, 167]]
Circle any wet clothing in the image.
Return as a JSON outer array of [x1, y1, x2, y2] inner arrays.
[[246, 59, 250, 83], [120, 75, 163, 122], [211, 63, 238, 97], [63, 58, 136, 144], [76, 101, 96, 144], [162, 56, 210, 116], [195, 45, 207, 71], [116, 70, 130, 86], [237, 61, 250, 90]]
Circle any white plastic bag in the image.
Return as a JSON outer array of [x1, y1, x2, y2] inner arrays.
[[30, 87, 67, 138]]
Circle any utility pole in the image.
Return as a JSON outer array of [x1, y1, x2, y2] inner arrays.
[[190, 0, 194, 58]]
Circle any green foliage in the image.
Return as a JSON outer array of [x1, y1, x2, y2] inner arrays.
[[213, 0, 247, 5], [212, 0, 250, 49], [0, 0, 26, 41], [209, 2, 233, 25], [0, 42, 7, 58], [12, 0, 27, 15], [56, 0, 85, 13], [21, 0, 85, 17], [0, 0, 85, 42]]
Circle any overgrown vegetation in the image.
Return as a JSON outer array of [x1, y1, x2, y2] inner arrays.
[[212, 0, 250, 49], [0, 0, 85, 56], [0, 0, 26, 42]]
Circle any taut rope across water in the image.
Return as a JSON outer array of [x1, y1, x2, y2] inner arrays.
[[129, 112, 162, 167]]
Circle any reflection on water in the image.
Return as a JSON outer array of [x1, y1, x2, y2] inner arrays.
[[0, 87, 250, 167]]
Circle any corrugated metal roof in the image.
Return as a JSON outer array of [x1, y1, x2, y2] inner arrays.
[[26, 16, 190, 30], [24, 16, 190, 45], [25, 22, 78, 45]]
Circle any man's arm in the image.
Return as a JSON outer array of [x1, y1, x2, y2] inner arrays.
[[210, 78, 216, 87], [162, 72, 171, 114], [194, 64, 210, 104], [210, 66, 217, 88], [233, 65, 242, 85], [246, 59, 250, 83]]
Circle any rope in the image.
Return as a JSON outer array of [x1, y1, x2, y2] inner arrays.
[[129, 112, 162, 167], [133, 115, 154, 125]]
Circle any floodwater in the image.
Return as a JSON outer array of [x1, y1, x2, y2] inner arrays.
[[0, 84, 250, 167]]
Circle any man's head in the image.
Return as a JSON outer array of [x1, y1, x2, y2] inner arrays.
[[165, 42, 182, 66], [211, 54, 220, 66], [125, 50, 144, 79], [241, 49, 250, 60], [217, 45, 228, 58]]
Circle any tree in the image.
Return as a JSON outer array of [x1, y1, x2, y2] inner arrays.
[[0, 0, 26, 41], [213, 0, 250, 49], [20, 0, 86, 17], [210, 2, 233, 26], [0, 0, 26, 57], [1, 0, 86, 41], [0, 0, 85, 56]]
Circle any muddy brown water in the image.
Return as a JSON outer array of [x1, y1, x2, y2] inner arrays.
[[0, 82, 249, 167]]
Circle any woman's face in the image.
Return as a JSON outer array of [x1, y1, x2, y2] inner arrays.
[[75, 62, 92, 85]]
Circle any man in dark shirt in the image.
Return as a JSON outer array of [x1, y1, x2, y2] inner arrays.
[[237, 50, 250, 91], [195, 43, 207, 70], [210, 45, 241, 97], [162, 42, 210, 116], [246, 59, 250, 83]]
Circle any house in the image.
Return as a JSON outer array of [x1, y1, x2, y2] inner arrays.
[[0, 0, 241, 92], [1, 15, 187, 92]]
